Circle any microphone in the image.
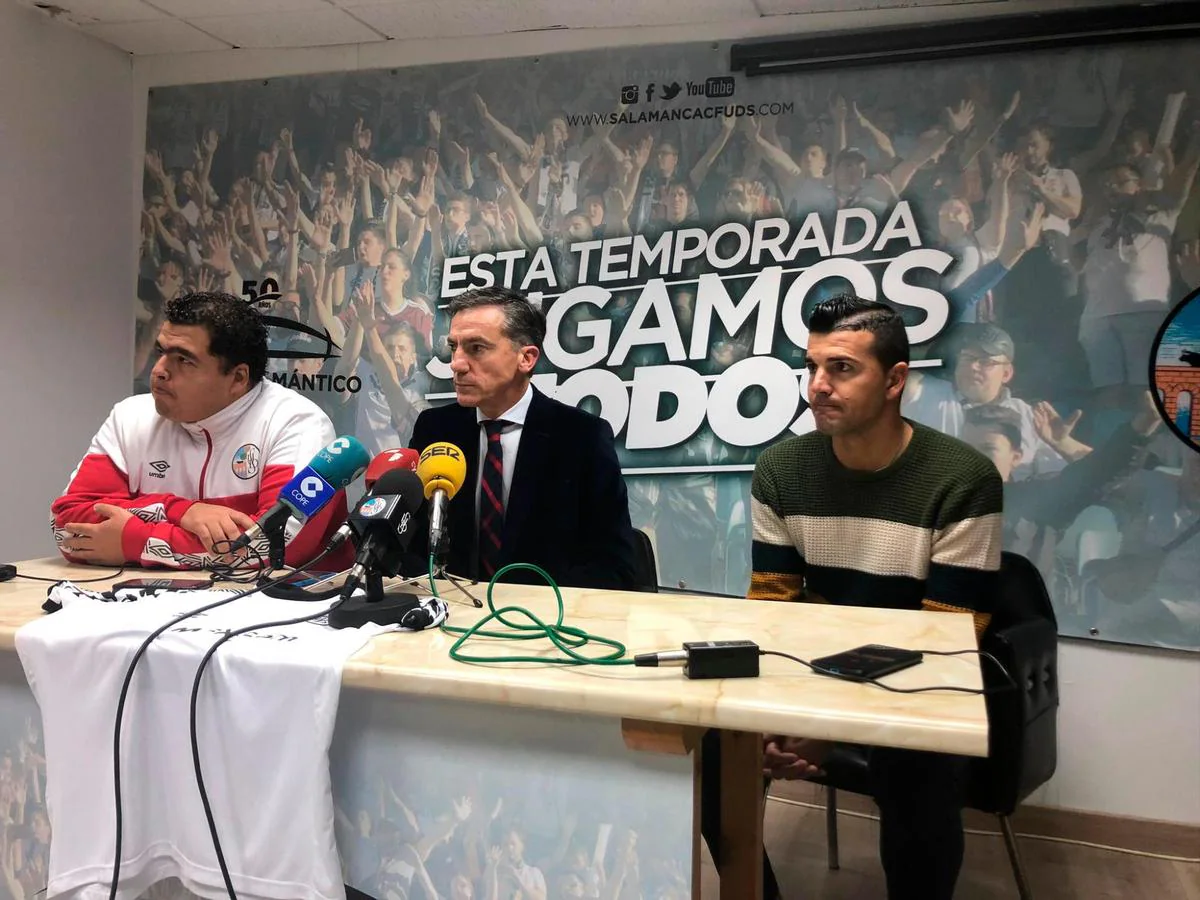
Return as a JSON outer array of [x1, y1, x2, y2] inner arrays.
[[328, 448, 423, 552], [415, 442, 467, 564], [339, 469, 425, 600], [365, 448, 420, 489], [229, 436, 370, 551], [330, 469, 427, 629]]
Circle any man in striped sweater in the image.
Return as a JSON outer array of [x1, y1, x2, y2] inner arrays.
[[750, 294, 1003, 899]]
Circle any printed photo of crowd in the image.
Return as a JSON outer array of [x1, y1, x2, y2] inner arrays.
[[326, 691, 693, 900], [0, 701, 49, 900], [140, 39, 1200, 649], [331, 768, 690, 900], [0, 686, 693, 900]]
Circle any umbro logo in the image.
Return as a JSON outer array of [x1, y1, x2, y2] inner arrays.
[[148, 460, 170, 479]]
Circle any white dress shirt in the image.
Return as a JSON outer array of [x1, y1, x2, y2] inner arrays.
[[474, 383, 534, 524]]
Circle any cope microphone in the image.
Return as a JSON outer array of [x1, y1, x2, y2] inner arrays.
[[229, 436, 370, 552], [415, 442, 467, 564]]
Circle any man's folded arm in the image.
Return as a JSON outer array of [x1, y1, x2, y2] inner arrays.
[[50, 416, 204, 565], [51, 454, 195, 525]]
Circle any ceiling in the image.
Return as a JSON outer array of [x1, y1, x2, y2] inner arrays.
[[12, 0, 1128, 56]]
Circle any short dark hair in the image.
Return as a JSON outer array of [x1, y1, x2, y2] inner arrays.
[[447, 286, 546, 351], [383, 246, 412, 270], [1106, 161, 1141, 181], [1025, 120, 1055, 145], [384, 319, 423, 355], [356, 219, 386, 244], [807, 293, 909, 371], [964, 404, 1023, 453], [165, 292, 268, 384]]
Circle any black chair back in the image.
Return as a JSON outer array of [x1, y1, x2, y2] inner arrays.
[[631, 528, 659, 593], [968, 552, 1060, 815]]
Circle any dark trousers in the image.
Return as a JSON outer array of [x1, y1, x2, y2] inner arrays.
[[699, 731, 968, 900], [870, 745, 968, 900]]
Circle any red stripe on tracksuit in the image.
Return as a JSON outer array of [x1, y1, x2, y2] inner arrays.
[[51, 383, 353, 570]]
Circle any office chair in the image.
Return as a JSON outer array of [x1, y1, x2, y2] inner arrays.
[[631, 528, 660, 593], [813, 552, 1059, 900]]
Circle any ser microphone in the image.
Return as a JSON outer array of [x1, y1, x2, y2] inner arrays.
[[415, 442, 467, 564], [229, 435, 370, 551]]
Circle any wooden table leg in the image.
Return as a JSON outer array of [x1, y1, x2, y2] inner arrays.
[[619, 720, 705, 900], [718, 728, 764, 900], [622, 722, 762, 899]]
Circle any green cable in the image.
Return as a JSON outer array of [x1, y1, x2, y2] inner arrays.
[[427, 557, 633, 667]]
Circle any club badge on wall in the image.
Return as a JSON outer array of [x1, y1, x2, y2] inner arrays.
[[1151, 287, 1200, 453]]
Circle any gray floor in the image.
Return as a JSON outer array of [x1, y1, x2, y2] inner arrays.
[[698, 793, 1200, 900]]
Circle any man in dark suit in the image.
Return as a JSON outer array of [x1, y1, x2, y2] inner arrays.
[[409, 286, 636, 590]]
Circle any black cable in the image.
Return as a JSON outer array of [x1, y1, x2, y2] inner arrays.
[[107, 550, 333, 900], [760, 649, 1017, 695], [188, 546, 340, 900], [206, 539, 271, 584], [15, 566, 126, 584]]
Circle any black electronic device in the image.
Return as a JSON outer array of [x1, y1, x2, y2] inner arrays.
[[633, 640, 761, 679], [810, 644, 924, 681], [110, 578, 213, 592]]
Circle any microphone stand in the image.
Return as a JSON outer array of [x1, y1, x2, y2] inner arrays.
[[439, 568, 483, 608], [328, 559, 434, 629], [266, 524, 287, 575]]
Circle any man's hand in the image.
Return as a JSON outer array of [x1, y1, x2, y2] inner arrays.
[[335, 194, 356, 230], [421, 146, 440, 179], [352, 117, 372, 154], [763, 735, 831, 780], [993, 151, 1019, 181], [144, 149, 165, 180], [445, 140, 470, 173], [354, 279, 377, 326], [829, 95, 847, 125], [1032, 398, 1092, 461], [1001, 90, 1021, 122], [311, 207, 336, 252], [946, 99, 976, 135], [179, 502, 255, 552], [1131, 390, 1163, 438], [1176, 239, 1200, 290], [155, 265, 183, 302], [471, 93, 489, 120], [62, 504, 133, 565], [1033, 400, 1083, 450]]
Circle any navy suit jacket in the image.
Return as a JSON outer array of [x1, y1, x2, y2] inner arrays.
[[408, 387, 637, 590]]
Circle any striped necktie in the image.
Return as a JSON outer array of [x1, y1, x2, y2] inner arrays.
[[478, 419, 508, 578]]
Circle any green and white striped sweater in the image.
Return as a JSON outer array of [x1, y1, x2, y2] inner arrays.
[[749, 421, 1004, 637]]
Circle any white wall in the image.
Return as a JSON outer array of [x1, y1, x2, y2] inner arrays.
[[1030, 641, 1200, 824], [0, 2, 134, 561], [126, 6, 1200, 827]]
